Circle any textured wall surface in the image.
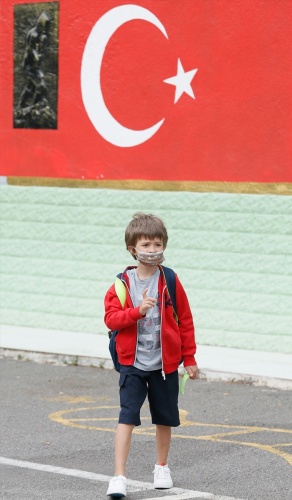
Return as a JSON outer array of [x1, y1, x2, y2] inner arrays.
[[0, 185, 291, 353]]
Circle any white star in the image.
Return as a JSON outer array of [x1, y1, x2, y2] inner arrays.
[[164, 58, 198, 104]]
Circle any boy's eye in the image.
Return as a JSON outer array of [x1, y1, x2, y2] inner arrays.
[[140, 241, 162, 249]]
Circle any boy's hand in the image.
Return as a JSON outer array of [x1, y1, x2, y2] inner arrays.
[[139, 288, 156, 316], [185, 365, 199, 380]]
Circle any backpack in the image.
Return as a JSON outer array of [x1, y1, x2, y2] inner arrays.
[[108, 266, 178, 372]]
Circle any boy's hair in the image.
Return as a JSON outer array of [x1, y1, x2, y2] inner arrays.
[[125, 212, 168, 249]]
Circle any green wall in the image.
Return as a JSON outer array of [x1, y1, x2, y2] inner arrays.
[[0, 185, 291, 353]]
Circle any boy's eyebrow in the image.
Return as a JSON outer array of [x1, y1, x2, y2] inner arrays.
[[139, 239, 163, 243]]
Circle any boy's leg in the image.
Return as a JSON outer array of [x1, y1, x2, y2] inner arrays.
[[153, 425, 173, 489], [107, 404, 136, 496], [156, 425, 171, 465], [107, 367, 147, 497], [114, 423, 135, 476], [148, 370, 179, 489], [112, 366, 148, 476]]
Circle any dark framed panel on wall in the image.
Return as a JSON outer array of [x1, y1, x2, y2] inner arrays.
[[13, 2, 59, 129]]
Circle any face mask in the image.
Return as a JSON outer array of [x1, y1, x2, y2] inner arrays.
[[133, 248, 165, 266]]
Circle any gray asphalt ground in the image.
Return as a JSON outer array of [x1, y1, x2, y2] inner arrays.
[[1, 358, 291, 500]]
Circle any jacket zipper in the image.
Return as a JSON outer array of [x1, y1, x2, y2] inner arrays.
[[160, 284, 167, 380], [121, 277, 139, 365]]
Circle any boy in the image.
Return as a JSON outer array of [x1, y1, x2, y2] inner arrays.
[[104, 213, 198, 498]]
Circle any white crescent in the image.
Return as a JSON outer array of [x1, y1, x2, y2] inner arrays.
[[81, 5, 168, 147]]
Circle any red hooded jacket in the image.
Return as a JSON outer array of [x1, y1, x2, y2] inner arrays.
[[104, 265, 197, 376]]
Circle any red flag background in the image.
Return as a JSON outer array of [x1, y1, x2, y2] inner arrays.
[[0, 0, 291, 182]]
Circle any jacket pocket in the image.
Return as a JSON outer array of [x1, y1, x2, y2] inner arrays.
[[163, 329, 182, 363], [119, 371, 127, 388]]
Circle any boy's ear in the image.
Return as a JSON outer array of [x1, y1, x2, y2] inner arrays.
[[128, 246, 137, 260]]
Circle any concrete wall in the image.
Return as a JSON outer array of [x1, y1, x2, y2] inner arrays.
[[1, 185, 291, 357]]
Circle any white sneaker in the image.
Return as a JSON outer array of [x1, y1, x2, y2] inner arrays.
[[153, 464, 173, 489], [106, 475, 127, 497]]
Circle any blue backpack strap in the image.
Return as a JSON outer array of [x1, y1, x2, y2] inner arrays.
[[161, 265, 178, 323]]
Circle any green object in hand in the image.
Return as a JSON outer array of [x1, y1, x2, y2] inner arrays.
[[179, 373, 190, 395]]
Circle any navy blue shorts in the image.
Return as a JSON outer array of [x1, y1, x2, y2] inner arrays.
[[118, 365, 180, 427]]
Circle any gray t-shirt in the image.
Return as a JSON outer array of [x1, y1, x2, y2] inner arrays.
[[127, 268, 162, 371]]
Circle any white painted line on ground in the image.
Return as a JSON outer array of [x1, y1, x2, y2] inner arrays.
[[0, 456, 245, 500], [143, 494, 244, 500], [0, 456, 111, 482], [143, 494, 211, 499]]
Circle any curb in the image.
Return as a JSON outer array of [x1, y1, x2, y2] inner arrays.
[[1, 348, 291, 390]]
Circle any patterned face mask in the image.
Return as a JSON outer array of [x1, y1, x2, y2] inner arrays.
[[133, 249, 165, 266]]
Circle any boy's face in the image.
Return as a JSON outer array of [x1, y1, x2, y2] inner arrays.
[[129, 237, 164, 257]]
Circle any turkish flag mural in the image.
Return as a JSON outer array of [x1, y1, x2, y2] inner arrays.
[[0, 0, 291, 182]]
